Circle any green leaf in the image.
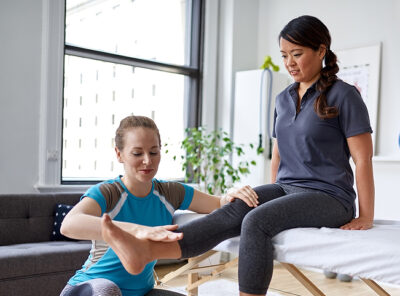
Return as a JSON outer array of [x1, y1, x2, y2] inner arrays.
[[176, 125, 261, 192], [239, 167, 249, 174]]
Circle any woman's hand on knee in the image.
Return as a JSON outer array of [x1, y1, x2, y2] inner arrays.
[[221, 185, 259, 208]]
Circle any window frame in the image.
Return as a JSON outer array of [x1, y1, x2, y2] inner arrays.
[[37, 0, 204, 191]]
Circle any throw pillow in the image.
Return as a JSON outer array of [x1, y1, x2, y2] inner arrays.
[[51, 204, 74, 241]]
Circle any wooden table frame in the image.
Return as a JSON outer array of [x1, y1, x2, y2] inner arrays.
[[157, 250, 391, 296]]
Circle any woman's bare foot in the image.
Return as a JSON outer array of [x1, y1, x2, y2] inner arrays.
[[101, 214, 152, 275]]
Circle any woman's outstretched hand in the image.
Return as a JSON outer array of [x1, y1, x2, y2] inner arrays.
[[131, 224, 183, 242], [221, 185, 259, 208], [340, 217, 373, 230]]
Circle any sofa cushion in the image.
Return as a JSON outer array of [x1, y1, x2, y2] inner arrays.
[[0, 241, 91, 280], [0, 193, 82, 246]]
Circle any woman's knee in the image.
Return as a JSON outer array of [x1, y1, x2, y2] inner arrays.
[[241, 204, 285, 238], [242, 210, 257, 230], [89, 278, 121, 296], [60, 279, 121, 296], [242, 209, 270, 236]]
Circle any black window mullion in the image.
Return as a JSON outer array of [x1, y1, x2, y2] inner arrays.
[[185, 0, 204, 129], [65, 44, 198, 76]]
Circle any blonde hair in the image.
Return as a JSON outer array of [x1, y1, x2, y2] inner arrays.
[[115, 116, 161, 150]]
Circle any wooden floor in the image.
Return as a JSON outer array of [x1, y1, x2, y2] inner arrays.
[[155, 261, 400, 296]]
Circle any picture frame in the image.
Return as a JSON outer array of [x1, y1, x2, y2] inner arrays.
[[336, 43, 381, 148]]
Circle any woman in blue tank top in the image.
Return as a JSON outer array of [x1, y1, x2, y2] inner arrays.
[[60, 115, 258, 296]]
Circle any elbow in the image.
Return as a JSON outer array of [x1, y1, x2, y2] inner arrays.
[[364, 151, 374, 162], [60, 222, 68, 237], [60, 217, 72, 237], [353, 155, 373, 166]]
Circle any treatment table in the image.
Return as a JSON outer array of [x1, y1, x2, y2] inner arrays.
[[158, 211, 400, 296]]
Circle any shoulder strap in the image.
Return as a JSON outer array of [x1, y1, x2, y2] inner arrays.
[[99, 182, 125, 212], [153, 181, 186, 210]]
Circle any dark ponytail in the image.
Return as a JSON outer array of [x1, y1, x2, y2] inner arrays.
[[315, 48, 339, 118], [279, 15, 339, 119]]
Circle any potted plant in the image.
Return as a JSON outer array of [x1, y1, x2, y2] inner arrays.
[[166, 127, 262, 195]]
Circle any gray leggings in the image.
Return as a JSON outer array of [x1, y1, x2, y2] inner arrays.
[[178, 183, 353, 295], [60, 278, 184, 296]]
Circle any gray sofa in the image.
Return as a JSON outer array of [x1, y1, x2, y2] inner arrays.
[[0, 193, 91, 296]]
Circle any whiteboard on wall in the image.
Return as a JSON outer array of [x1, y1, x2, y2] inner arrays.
[[336, 43, 381, 150]]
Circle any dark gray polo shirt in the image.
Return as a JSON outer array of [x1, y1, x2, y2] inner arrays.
[[273, 80, 372, 211]]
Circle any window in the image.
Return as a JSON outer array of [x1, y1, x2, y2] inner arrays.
[[62, 0, 203, 183]]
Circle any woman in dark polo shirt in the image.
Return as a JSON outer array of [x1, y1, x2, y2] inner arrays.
[[98, 15, 375, 296]]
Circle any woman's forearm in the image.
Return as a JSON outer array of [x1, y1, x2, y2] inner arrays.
[[270, 158, 279, 183], [61, 213, 140, 241], [355, 159, 375, 220], [61, 213, 103, 240], [270, 140, 280, 183]]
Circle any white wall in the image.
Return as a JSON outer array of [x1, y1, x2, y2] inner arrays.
[[0, 0, 43, 193], [212, 0, 260, 134]]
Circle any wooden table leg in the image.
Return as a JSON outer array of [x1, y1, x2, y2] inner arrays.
[[280, 262, 326, 296], [187, 264, 199, 296], [361, 278, 391, 296]]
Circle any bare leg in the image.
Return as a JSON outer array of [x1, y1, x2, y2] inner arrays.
[[101, 214, 181, 275]]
